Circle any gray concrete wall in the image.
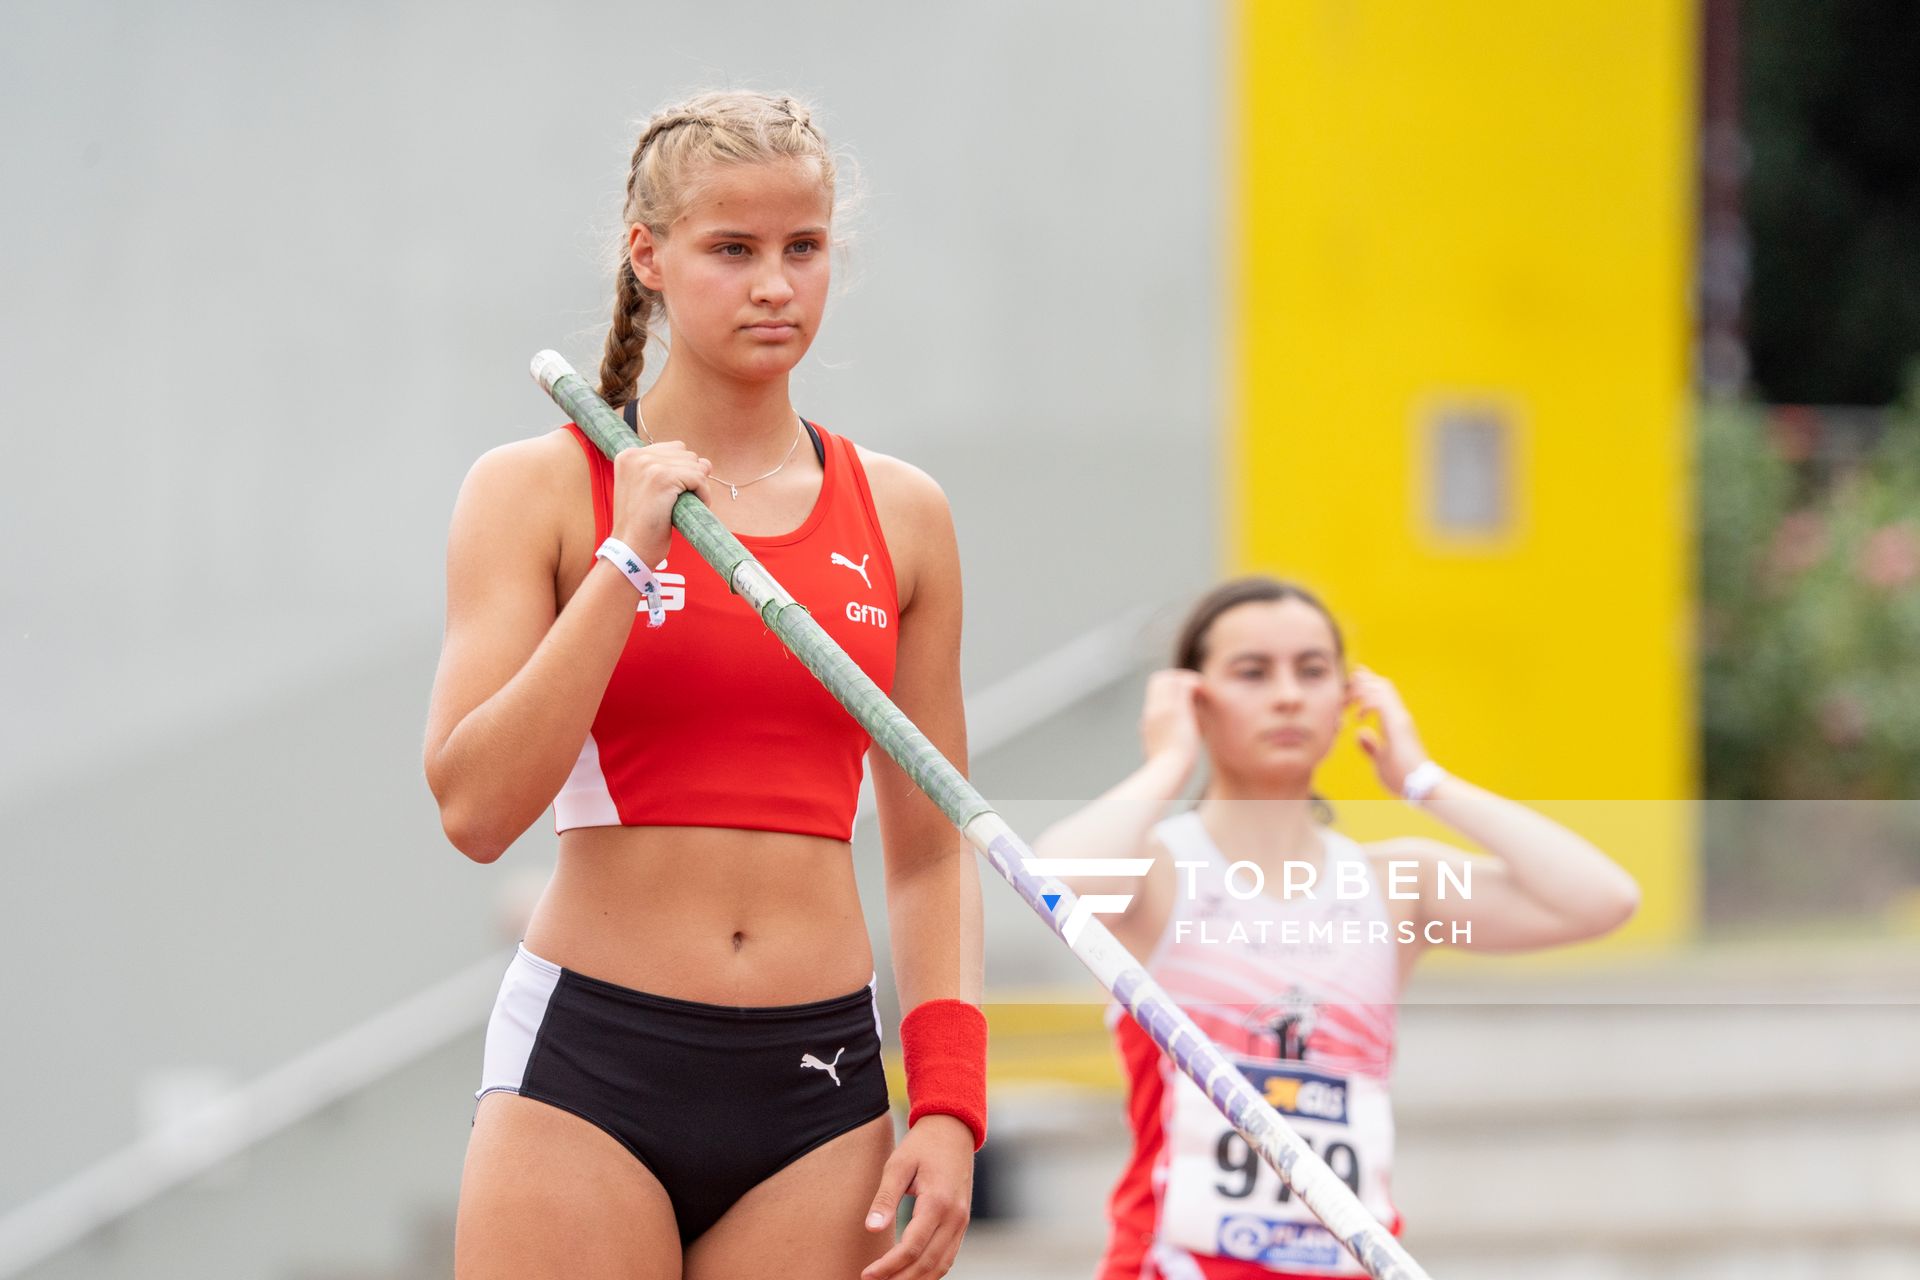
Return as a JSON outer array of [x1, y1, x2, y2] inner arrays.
[[0, 0, 1222, 1225]]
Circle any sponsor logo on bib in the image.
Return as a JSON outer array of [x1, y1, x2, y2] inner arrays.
[[1242, 1061, 1349, 1123], [1215, 1216, 1345, 1268]]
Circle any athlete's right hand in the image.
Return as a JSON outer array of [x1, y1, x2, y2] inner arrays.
[[1139, 668, 1203, 769], [609, 440, 715, 567]]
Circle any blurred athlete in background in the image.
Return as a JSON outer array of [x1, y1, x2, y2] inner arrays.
[[1037, 576, 1639, 1279]]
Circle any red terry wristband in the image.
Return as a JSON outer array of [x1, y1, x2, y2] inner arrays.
[[900, 998, 988, 1150]]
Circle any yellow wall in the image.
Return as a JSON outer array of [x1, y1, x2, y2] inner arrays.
[[1229, 1, 1698, 944]]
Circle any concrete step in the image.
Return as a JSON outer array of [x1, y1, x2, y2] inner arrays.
[[950, 1217, 1920, 1280], [961, 992, 1920, 1279]]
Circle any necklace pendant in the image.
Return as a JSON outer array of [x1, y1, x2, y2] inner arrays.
[[726, 483, 739, 501]]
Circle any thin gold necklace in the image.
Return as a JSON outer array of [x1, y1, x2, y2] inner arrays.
[[633, 401, 804, 501]]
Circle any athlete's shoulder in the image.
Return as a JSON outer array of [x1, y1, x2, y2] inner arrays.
[[849, 445, 954, 614], [852, 443, 951, 526], [459, 427, 586, 503], [447, 429, 588, 566]]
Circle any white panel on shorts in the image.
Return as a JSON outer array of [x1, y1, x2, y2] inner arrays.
[[475, 945, 562, 1101], [554, 732, 621, 830]]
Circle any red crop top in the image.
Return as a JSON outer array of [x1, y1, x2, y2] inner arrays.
[[552, 420, 899, 842]]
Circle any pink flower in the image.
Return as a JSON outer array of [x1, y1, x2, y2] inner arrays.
[[1857, 521, 1920, 591]]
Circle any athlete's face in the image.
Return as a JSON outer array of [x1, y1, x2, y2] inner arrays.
[[1194, 600, 1347, 785], [629, 158, 833, 384]]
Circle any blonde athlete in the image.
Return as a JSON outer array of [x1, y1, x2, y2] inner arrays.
[[426, 92, 984, 1280], [1036, 577, 1639, 1279]]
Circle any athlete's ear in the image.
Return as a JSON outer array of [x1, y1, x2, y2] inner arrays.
[[629, 224, 665, 292]]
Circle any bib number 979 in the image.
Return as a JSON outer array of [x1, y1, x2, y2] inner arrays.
[[1214, 1130, 1360, 1201]]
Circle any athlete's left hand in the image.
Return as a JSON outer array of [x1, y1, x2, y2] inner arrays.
[[862, 1113, 974, 1279], [1348, 665, 1432, 796]]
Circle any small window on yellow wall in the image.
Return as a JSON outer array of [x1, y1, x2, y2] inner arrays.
[[1421, 400, 1520, 547]]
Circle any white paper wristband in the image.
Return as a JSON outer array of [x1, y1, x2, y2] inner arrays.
[[596, 536, 667, 629], [1402, 760, 1449, 807]]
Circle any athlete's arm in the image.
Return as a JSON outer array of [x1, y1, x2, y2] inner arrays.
[[422, 432, 709, 862], [859, 450, 978, 1280], [1349, 666, 1639, 952], [865, 453, 982, 1008], [1371, 783, 1639, 953], [1029, 669, 1198, 948]]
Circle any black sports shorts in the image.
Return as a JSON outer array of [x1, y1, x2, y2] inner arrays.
[[476, 944, 891, 1242]]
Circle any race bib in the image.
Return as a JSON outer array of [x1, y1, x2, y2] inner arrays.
[[1159, 1057, 1395, 1275]]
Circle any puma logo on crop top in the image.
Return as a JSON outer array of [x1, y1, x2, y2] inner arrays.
[[553, 418, 899, 841]]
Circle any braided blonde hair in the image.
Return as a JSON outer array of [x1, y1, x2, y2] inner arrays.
[[597, 91, 838, 408]]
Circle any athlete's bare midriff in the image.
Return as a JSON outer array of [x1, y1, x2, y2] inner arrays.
[[524, 826, 875, 1005]]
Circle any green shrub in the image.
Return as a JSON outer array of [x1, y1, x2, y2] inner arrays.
[[1699, 386, 1920, 924], [1701, 393, 1920, 799]]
